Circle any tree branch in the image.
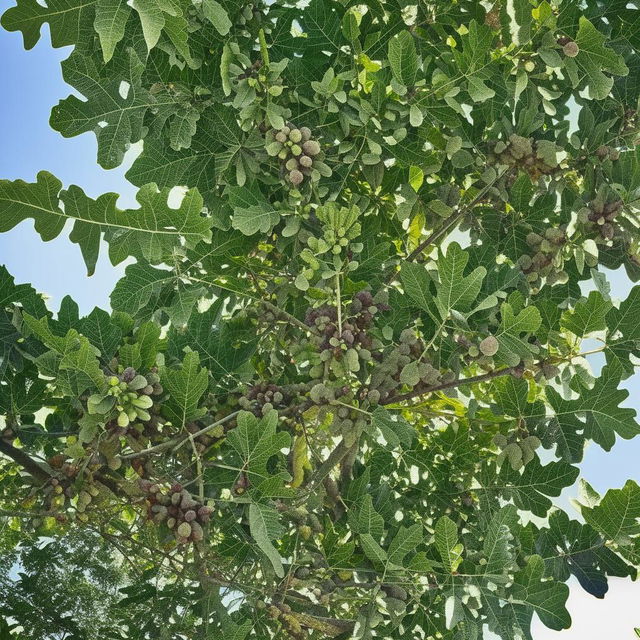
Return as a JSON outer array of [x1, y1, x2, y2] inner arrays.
[[384, 169, 506, 284], [121, 411, 240, 460], [382, 366, 521, 406], [0, 439, 52, 482]]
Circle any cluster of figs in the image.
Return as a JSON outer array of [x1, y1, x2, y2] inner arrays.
[[141, 480, 212, 544], [265, 124, 322, 186]]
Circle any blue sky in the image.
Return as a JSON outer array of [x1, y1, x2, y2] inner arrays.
[[0, 31, 137, 314], [2, 22, 640, 638]]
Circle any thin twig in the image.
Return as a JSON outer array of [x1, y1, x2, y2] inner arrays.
[[120, 411, 240, 460]]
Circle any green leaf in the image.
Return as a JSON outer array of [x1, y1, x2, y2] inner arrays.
[[0, 376, 47, 416], [400, 262, 432, 312], [467, 76, 495, 103], [349, 494, 384, 539], [536, 510, 634, 598], [561, 290, 611, 337], [454, 20, 493, 73], [110, 263, 174, 315], [608, 285, 640, 341], [248, 503, 285, 577], [359, 533, 388, 567], [127, 107, 240, 194], [494, 303, 541, 366], [94, 0, 130, 62], [131, 0, 169, 50], [202, 0, 231, 36], [546, 364, 639, 461], [226, 411, 290, 483], [50, 48, 152, 169], [568, 17, 629, 100], [78, 413, 105, 443], [169, 107, 200, 151], [228, 184, 281, 235], [2, 172, 217, 274], [435, 516, 463, 573], [480, 504, 518, 581], [370, 407, 415, 449], [221, 620, 253, 640], [582, 480, 640, 544], [163, 10, 196, 68], [511, 555, 570, 630], [495, 458, 579, 517], [1, 0, 94, 48], [160, 351, 209, 425], [22, 314, 107, 397], [434, 242, 486, 320], [387, 523, 422, 566], [388, 31, 418, 87], [168, 301, 258, 379]]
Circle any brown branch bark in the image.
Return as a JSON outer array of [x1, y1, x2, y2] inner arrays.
[[0, 438, 52, 482], [384, 170, 505, 285], [382, 365, 521, 406]]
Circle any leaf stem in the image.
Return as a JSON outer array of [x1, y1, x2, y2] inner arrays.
[[336, 278, 343, 337]]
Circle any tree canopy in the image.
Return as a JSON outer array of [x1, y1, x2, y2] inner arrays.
[[2, 0, 640, 638]]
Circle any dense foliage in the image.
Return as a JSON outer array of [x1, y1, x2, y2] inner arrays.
[[2, 0, 640, 637]]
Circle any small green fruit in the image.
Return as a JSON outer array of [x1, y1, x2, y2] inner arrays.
[[479, 336, 499, 357], [302, 140, 321, 156], [289, 169, 304, 185], [563, 41, 579, 57]]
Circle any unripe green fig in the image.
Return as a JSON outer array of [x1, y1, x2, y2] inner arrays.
[[302, 140, 321, 156], [563, 41, 579, 57], [285, 158, 298, 171], [493, 433, 508, 447], [479, 336, 499, 357], [289, 128, 302, 143], [133, 395, 153, 409], [289, 169, 304, 185], [275, 131, 287, 143], [290, 144, 302, 156], [526, 232, 542, 247], [382, 584, 408, 601], [177, 522, 192, 538], [295, 567, 311, 579], [299, 524, 312, 540], [191, 521, 204, 541]]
